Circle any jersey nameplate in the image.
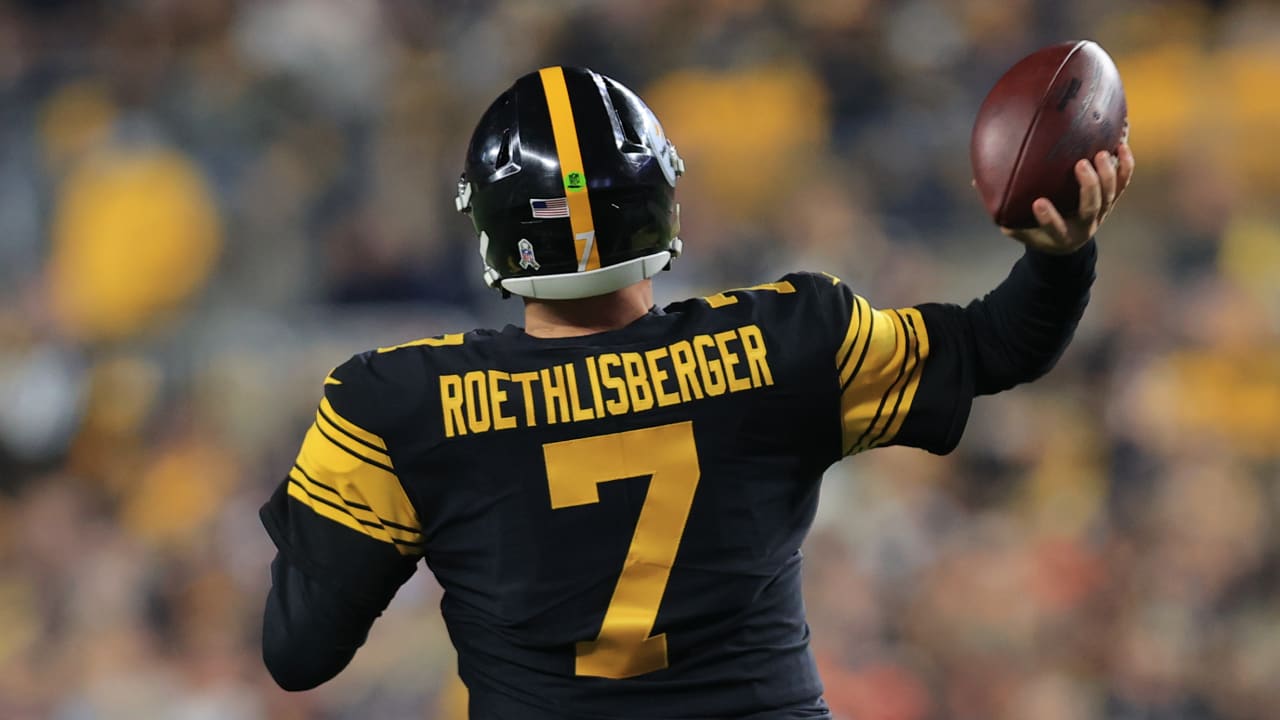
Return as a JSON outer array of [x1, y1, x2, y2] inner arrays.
[[439, 324, 773, 437]]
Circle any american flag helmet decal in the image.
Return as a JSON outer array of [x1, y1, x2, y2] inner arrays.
[[530, 197, 570, 219]]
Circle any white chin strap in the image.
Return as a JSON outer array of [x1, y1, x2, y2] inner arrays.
[[500, 250, 673, 300]]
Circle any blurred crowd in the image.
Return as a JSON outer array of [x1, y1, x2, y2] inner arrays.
[[1, 0, 1278, 718]]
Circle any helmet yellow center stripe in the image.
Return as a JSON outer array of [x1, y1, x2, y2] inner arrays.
[[539, 66, 602, 272]]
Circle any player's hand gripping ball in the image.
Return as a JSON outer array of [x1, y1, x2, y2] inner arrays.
[[971, 41, 1134, 254]]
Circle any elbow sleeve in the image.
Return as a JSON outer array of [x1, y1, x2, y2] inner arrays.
[[262, 554, 377, 691]]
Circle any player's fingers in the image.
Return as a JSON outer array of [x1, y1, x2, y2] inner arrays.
[[1076, 159, 1102, 220], [1116, 141, 1135, 193], [1033, 198, 1069, 240], [1095, 147, 1116, 210], [1095, 150, 1118, 212]]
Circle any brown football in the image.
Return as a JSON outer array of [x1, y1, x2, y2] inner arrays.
[[971, 40, 1127, 229]]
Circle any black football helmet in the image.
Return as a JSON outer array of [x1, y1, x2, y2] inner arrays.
[[456, 66, 684, 299]]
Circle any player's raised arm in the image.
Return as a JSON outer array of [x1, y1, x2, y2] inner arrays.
[[833, 143, 1133, 457]]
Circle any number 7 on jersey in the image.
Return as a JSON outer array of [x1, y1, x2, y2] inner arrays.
[[543, 421, 701, 679]]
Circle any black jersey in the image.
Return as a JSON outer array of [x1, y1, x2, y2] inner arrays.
[[262, 271, 979, 719]]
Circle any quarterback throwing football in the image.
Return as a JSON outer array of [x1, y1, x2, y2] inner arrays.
[[261, 67, 1133, 718]]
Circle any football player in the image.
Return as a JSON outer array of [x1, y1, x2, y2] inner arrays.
[[261, 66, 1134, 718]]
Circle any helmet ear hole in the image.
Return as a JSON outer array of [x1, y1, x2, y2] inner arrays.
[[494, 129, 512, 169], [618, 108, 645, 148], [623, 123, 643, 147]]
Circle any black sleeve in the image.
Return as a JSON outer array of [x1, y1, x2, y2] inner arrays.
[[894, 239, 1097, 451], [262, 552, 380, 691], [963, 239, 1097, 396], [260, 477, 418, 691]]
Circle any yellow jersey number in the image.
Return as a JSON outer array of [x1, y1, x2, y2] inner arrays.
[[542, 421, 701, 679]]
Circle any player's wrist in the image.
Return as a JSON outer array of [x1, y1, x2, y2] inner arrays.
[[1024, 237, 1097, 278]]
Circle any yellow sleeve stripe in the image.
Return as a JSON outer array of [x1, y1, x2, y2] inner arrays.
[[377, 333, 465, 354], [539, 66, 601, 271], [290, 465, 418, 535], [286, 484, 420, 556], [840, 307, 926, 455], [852, 310, 926, 453], [318, 396, 386, 451], [288, 466, 423, 548], [294, 423, 422, 543], [873, 310, 929, 448], [316, 408, 394, 469], [839, 296, 875, 387]]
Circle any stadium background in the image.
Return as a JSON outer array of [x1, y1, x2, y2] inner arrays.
[[1, 0, 1278, 718]]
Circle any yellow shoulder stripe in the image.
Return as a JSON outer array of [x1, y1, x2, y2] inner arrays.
[[318, 396, 387, 451], [315, 410, 393, 469], [836, 295, 866, 373], [839, 296, 875, 386], [377, 333, 465, 354], [705, 280, 796, 309], [539, 66, 601, 271]]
